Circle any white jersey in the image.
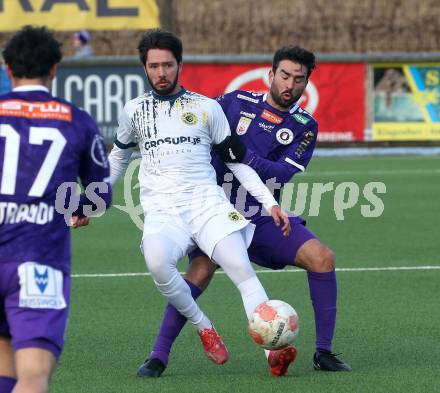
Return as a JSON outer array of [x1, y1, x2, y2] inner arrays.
[[115, 89, 230, 212]]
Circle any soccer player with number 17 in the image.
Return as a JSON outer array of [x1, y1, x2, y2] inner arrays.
[[0, 26, 111, 393]]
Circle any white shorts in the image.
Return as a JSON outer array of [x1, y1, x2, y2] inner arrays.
[[142, 200, 255, 258]]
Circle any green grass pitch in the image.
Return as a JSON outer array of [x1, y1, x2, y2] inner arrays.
[[50, 155, 440, 392]]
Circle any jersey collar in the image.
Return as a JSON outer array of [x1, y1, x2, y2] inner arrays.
[[12, 85, 49, 93], [151, 87, 186, 101]]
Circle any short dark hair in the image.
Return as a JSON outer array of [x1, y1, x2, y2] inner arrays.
[[2, 25, 62, 79], [137, 29, 183, 65], [272, 46, 316, 78]]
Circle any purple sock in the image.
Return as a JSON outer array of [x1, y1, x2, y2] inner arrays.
[[307, 270, 337, 353], [150, 279, 203, 365], [0, 376, 16, 393]]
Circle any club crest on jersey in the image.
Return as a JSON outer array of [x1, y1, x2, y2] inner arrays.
[[181, 112, 198, 125], [276, 128, 294, 145], [236, 116, 252, 135], [261, 109, 283, 124], [228, 211, 244, 221]]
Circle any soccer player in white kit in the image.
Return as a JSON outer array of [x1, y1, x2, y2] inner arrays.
[[108, 29, 290, 365]]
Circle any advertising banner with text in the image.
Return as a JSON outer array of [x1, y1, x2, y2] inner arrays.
[[0, 0, 159, 31], [373, 64, 440, 140], [53, 65, 149, 143], [180, 63, 366, 141], [50, 62, 365, 144]]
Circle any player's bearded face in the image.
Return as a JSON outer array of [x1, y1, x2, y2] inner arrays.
[[145, 49, 181, 96], [269, 61, 308, 109], [270, 82, 300, 108], [147, 70, 179, 96]]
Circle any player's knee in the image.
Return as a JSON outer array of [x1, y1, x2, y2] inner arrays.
[[148, 261, 175, 284], [314, 246, 335, 272], [15, 375, 49, 393], [15, 359, 52, 393], [143, 245, 171, 282]]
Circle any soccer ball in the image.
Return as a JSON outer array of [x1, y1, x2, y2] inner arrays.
[[248, 300, 299, 350]]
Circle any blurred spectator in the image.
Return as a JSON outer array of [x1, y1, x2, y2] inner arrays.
[[72, 31, 95, 59], [0, 60, 11, 94]]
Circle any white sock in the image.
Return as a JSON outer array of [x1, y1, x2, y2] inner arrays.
[[237, 276, 269, 319], [154, 274, 211, 331], [212, 232, 269, 319]]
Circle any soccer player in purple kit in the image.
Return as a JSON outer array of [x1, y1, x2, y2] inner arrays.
[[138, 46, 352, 377], [0, 26, 111, 393]]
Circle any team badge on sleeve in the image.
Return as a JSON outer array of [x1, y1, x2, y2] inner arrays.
[[236, 116, 252, 135], [276, 128, 294, 145], [294, 130, 315, 158], [18, 262, 66, 309], [91, 134, 109, 168], [181, 112, 198, 125]]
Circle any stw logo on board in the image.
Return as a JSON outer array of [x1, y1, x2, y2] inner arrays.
[[224, 67, 319, 114]]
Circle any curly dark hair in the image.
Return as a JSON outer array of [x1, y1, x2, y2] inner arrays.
[[2, 25, 62, 79], [137, 29, 183, 66], [272, 46, 316, 78]]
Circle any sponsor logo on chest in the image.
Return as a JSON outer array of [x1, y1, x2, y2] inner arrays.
[[144, 136, 201, 151], [258, 122, 275, 132], [261, 109, 283, 124], [237, 94, 259, 104], [240, 110, 256, 119]]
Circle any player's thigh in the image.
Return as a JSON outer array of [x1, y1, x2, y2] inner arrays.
[[193, 208, 254, 259], [0, 336, 15, 377], [15, 347, 56, 384], [4, 262, 70, 362], [249, 216, 316, 269], [142, 216, 193, 281]]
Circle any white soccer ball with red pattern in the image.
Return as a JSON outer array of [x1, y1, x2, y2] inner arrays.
[[248, 300, 299, 350]]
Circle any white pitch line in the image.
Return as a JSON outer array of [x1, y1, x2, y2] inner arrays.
[[71, 265, 440, 278], [302, 168, 440, 176]]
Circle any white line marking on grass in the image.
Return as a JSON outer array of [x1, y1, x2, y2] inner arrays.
[[71, 265, 440, 278], [302, 169, 440, 176]]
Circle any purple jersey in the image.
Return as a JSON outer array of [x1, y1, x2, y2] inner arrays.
[[0, 86, 110, 274], [213, 90, 318, 220]]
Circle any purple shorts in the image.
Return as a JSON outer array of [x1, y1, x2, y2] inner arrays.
[[0, 261, 70, 359], [190, 215, 317, 269]]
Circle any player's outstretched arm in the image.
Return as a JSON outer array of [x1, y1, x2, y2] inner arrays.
[[108, 101, 138, 184], [225, 162, 291, 236], [108, 144, 134, 185]]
